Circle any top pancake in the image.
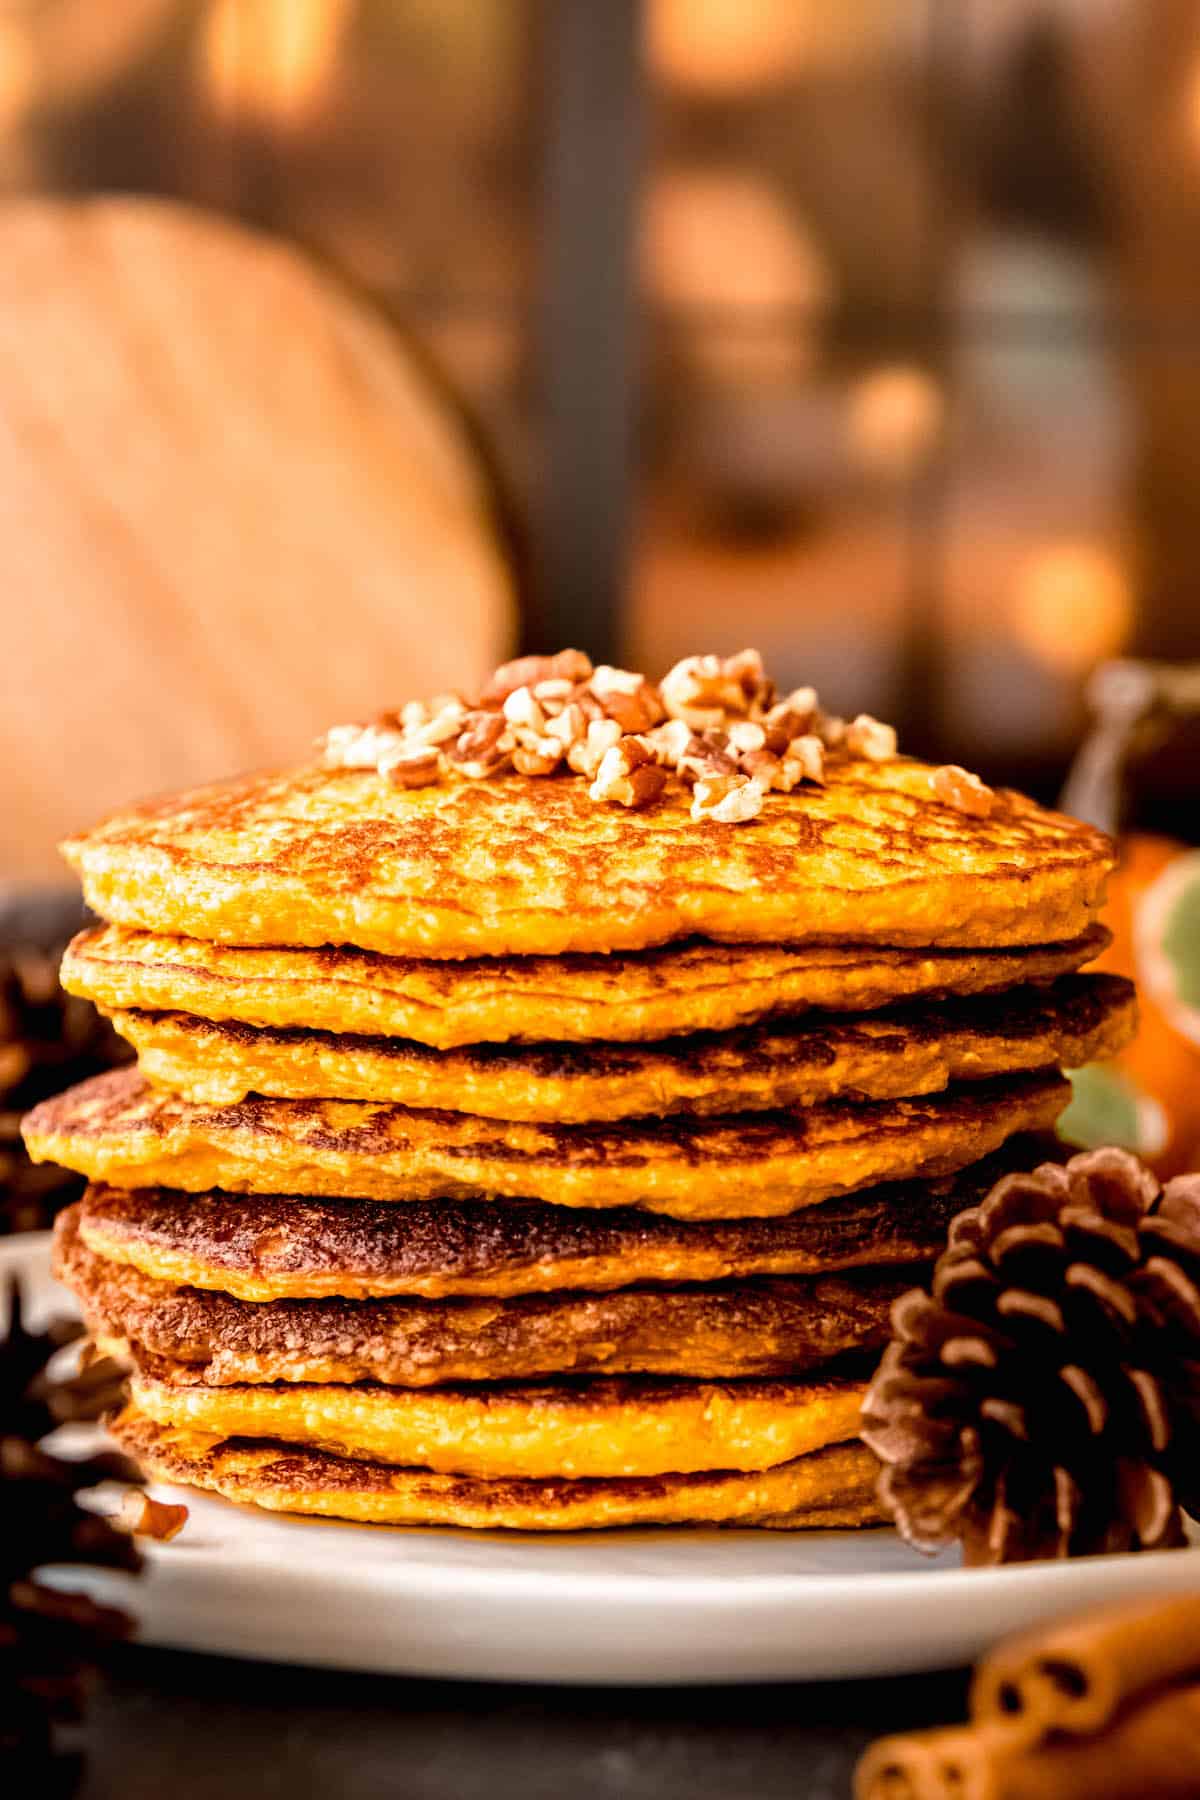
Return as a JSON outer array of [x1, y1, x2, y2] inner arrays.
[[61, 760, 1114, 957], [62, 923, 1112, 1049]]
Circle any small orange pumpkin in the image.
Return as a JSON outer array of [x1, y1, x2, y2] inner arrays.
[[1064, 833, 1200, 1177]]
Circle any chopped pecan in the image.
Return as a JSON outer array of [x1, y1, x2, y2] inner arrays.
[[533, 677, 576, 710], [677, 730, 738, 787], [590, 665, 643, 697], [931, 763, 995, 818], [725, 648, 774, 714], [660, 649, 775, 728], [450, 710, 513, 778], [845, 713, 897, 761], [589, 738, 667, 808], [764, 687, 818, 740], [321, 722, 406, 770], [512, 733, 564, 776], [112, 1491, 189, 1541], [567, 717, 622, 778], [643, 718, 693, 767], [727, 720, 766, 754], [412, 698, 468, 746], [545, 701, 588, 750], [690, 772, 764, 823], [373, 704, 413, 734], [596, 687, 664, 733], [484, 648, 593, 702], [574, 687, 607, 724], [740, 732, 823, 792], [588, 666, 666, 733], [783, 734, 826, 788], [319, 647, 898, 820], [739, 748, 782, 788], [383, 745, 443, 788], [502, 686, 546, 732], [660, 654, 733, 729]]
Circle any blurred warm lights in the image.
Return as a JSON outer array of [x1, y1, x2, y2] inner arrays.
[[0, 21, 34, 129], [1011, 542, 1134, 675], [4, 1, 170, 104], [847, 365, 943, 481], [1180, 56, 1200, 156], [202, 0, 354, 127], [647, 1, 884, 96], [642, 168, 832, 380]]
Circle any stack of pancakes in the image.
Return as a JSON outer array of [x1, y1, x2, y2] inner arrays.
[[24, 704, 1131, 1530]]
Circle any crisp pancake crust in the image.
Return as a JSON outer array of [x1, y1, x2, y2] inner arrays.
[[113, 1409, 883, 1529], [62, 923, 1112, 1048], [126, 1367, 867, 1479], [61, 760, 1114, 956], [57, 1210, 904, 1385], [24, 1068, 1069, 1219], [75, 1147, 1031, 1300], [110, 974, 1135, 1116]]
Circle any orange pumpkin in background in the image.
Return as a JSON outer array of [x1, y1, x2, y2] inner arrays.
[[1059, 833, 1200, 1177]]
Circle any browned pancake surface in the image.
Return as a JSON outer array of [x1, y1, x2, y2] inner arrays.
[[124, 1366, 868, 1478], [72, 1139, 1050, 1299], [111, 972, 1135, 1116], [62, 922, 1112, 1047], [57, 1208, 904, 1385], [63, 759, 1114, 956], [113, 1408, 882, 1529], [23, 1067, 1069, 1218]]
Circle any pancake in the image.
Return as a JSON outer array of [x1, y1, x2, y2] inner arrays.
[[57, 1210, 905, 1385], [24, 1067, 1070, 1220], [73, 1146, 1032, 1300], [108, 973, 1135, 1116], [61, 923, 1112, 1049], [124, 1366, 867, 1478], [61, 759, 1114, 957], [112, 1409, 883, 1529]]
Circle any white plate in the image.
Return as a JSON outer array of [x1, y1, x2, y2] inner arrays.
[[9, 1230, 1200, 1685]]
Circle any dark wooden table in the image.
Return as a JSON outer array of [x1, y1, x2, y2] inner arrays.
[[78, 1648, 968, 1800]]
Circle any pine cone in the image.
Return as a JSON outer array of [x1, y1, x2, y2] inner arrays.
[[861, 1147, 1200, 1565], [2, 1279, 140, 1772]]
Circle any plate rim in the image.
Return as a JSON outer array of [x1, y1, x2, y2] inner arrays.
[[15, 1224, 1200, 1683]]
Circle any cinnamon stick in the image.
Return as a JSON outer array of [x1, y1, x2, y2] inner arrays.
[[855, 1719, 1025, 1800], [856, 1682, 1200, 1800], [971, 1593, 1200, 1743]]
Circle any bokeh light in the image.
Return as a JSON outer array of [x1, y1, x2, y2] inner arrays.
[[1011, 541, 1134, 674], [846, 365, 944, 482], [647, 1, 891, 97], [201, 0, 354, 126], [642, 167, 832, 380]]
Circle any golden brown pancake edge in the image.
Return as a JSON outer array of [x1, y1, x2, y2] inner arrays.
[[57, 1208, 905, 1385], [62, 759, 1115, 957], [124, 1366, 869, 1479], [61, 922, 1113, 1047], [23, 1067, 1072, 1219], [107, 972, 1135, 1116], [112, 1408, 883, 1529], [71, 1143, 1032, 1299]]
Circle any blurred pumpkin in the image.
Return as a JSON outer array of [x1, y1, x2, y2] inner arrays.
[[1059, 833, 1200, 1176]]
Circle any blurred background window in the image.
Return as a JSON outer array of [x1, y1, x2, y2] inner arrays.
[[0, 0, 1198, 878]]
